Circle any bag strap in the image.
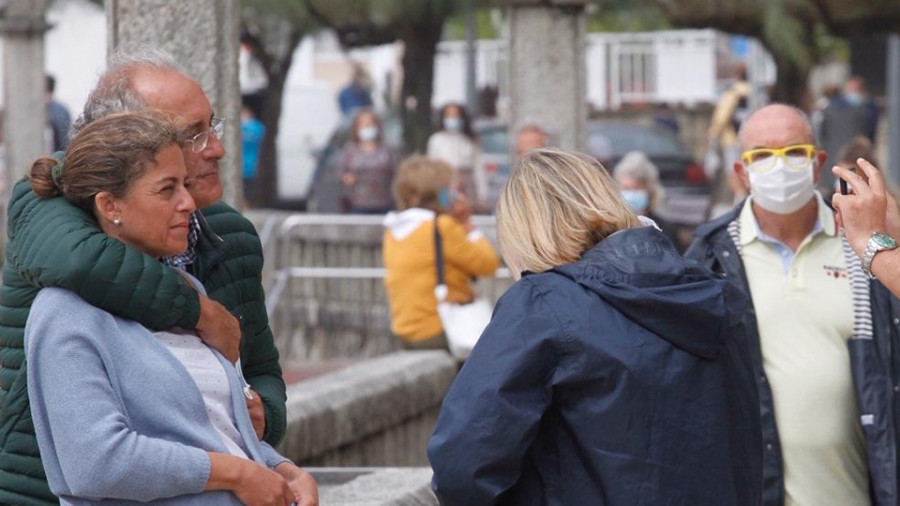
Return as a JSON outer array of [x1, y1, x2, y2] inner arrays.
[[433, 217, 449, 302]]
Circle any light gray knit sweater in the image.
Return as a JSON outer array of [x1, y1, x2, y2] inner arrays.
[[26, 287, 288, 505]]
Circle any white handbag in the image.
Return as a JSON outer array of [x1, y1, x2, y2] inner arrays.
[[433, 221, 493, 360]]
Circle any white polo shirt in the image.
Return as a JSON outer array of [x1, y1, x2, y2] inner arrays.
[[740, 193, 869, 506]]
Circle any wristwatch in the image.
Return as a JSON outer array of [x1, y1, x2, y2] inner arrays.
[[861, 231, 899, 278]]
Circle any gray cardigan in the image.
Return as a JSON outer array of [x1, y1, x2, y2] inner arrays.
[[26, 287, 289, 505]]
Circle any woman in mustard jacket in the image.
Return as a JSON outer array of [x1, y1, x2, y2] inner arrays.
[[382, 156, 499, 350]]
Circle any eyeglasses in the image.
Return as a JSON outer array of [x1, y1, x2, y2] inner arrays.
[[741, 144, 816, 174], [186, 117, 225, 153]]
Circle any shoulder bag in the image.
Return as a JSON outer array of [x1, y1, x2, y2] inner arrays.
[[433, 219, 493, 360]]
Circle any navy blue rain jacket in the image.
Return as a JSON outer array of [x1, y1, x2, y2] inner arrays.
[[428, 227, 763, 506]]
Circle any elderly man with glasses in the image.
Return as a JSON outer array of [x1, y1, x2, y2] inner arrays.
[[0, 46, 300, 505], [685, 103, 900, 506]]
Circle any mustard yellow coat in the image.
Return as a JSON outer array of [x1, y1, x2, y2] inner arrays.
[[384, 211, 499, 341]]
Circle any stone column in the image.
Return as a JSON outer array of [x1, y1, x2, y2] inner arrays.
[[106, 0, 243, 207], [2, 0, 49, 185], [887, 35, 900, 185], [502, 0, 588, 154]]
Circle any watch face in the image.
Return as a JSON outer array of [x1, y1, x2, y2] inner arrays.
[[873, 232, 899, 249]]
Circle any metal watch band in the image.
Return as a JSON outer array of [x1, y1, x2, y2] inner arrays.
[[862, 232, 899, 278], [862, 240, 879, 277]]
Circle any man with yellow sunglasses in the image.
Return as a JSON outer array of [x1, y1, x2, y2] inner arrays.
[[687, 103, 900, 506]]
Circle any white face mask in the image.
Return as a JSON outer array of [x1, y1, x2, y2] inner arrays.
[[748, 158, 815, 214], [358, 125, 379, 142]]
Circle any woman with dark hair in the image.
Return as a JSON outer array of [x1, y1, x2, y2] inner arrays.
[[26, 111, 317, 506], [427, 103, 487, 212], [339, 108, 399, 214]]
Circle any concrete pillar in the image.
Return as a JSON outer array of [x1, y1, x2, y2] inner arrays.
[[503, 0, 588, 154], [106, 0, 242, 207], [465, 0, 479, 116], [1, 0, 49, 185], [887, 35, 900, 185]]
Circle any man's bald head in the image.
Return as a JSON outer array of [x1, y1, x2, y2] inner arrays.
[[738, 104, 815, 152]]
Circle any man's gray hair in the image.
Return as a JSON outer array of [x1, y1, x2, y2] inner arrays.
[[72, 43, 188, 136]]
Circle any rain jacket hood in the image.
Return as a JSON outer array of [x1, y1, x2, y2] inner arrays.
[[552, 225, 734, 360]]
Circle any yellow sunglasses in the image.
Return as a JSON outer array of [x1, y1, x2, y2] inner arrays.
[[741, 144, 817, 174]]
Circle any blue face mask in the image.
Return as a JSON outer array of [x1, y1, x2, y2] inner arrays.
[[845, 92, 864, 106], [443, 117, 463, 132], [438, 187, 457, 208], [621, 189, 650, 214]]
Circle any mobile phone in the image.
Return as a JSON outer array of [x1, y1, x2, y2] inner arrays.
[[438, 188, 458, 208], [839, 167, 857, 196]]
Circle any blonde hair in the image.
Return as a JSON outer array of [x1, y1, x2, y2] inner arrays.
[[496, 149, 640, 277], [392, 155, 453, 212]]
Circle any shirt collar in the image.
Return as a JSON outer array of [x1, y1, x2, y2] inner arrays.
[[739, 191, 836, 247], [161, 212, 201, 269]]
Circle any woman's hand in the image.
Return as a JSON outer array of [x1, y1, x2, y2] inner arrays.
[[275, 462, 319, 506], [207, 453, 294, 506], [246, 388, 267, 440], [449, 192, 474, 232], [234, 462, 295, 506]]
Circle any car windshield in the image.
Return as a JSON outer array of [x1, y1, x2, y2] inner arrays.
[[479, 127, 510, 154], [591, 123, 686, 158]]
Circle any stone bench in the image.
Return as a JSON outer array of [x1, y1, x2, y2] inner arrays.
[[278, 350, 457, 467]]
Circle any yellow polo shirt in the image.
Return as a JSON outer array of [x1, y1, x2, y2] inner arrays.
[[740, 193, 869, 506]]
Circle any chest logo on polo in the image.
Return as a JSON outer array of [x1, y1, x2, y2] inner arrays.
[[822, 264, 848, 279]]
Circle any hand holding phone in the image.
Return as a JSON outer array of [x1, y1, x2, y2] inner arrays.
[[840, 166, 857, 196]]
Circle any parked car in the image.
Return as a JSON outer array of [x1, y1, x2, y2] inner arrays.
[[476, 120, 710, 225]]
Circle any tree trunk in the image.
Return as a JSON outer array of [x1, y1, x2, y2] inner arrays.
[[770, 55, 811, 108], [399, 21, 444, 153], [253, 32, 302, 208]]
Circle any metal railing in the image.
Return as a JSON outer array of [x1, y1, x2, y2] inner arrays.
[[265, 214, 513, 361]]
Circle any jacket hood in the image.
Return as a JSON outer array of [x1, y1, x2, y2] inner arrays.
[[551, 226, 745, 359], [383, 208, 435, 241]]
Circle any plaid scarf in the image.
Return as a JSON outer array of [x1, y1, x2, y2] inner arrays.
[[162, 213, 200, 270]]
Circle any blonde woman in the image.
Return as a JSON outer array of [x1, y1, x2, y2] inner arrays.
[[383, 156, 499, 350], [428, 149, 762, 506]]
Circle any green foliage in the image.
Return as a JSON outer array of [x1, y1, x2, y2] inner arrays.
[[444, 8, 501, 40], [241, 0, 318, 76], [760, 0, 818, 73], [306, 0, 460, 34], [242, 0, 311, 26], [588, 0, 671, 32]]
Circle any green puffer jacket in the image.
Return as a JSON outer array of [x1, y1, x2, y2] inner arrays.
[[0, 180, 286, 505]]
